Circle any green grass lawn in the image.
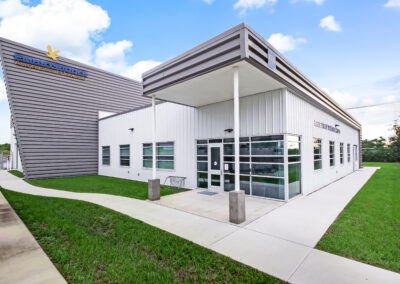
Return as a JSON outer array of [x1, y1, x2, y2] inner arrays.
[[8, 170, 24, 178], [0, 188, 281, 283], [27, 175, 183, 200], [317, 162, 400, 273]]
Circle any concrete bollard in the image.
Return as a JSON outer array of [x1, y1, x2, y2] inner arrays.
[[148, 179, 160, 201], [229, 190, 246, 224]]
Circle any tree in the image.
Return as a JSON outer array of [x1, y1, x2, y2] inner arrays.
[[387, 117, 400, 162], [362, 136, 386, 149], [0, 143, 10, 155]]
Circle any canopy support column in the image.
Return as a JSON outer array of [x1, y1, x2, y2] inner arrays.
[[148, 94, 160, 201], [229, 66, 246, 224]]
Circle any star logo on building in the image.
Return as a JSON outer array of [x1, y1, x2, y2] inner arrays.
[[46, 45, 60, 61]]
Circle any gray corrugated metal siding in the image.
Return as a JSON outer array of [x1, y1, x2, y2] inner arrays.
[[0, 37, 150, 179]]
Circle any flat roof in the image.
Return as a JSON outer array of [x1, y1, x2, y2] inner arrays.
[[142, 23, 361, 130]]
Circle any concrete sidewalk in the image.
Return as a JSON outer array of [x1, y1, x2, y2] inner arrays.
[[0, 191, 66, 284], [1, 168, 399, 283]]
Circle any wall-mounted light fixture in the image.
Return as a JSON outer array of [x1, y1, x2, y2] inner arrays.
[[128, 128, 134, 132], [224, 128, 233, 133]]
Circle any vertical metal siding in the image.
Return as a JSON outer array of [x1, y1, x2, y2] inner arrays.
[[285, 89, 360, 195], [99, 89, 285, 189]]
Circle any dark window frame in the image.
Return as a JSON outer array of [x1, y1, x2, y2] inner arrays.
[[329, 141, 335, 167], [120, 144, 130, 167], [313, 138, 322, 170], [143, 142, 175, 170], [102, 146, 110, 166], [340, 142, 344, 164]]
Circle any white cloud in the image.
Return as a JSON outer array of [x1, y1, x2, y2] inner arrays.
[[382, 95, 398, 103], [0, 0, 163, 81], [121, 60, 162, 82], [202, 0, 214, 4], [323, 88, 358, 108], [95, 40, 133, 74], [307, 0, 324, 4], [291, 0, 324, 5], [320, 15, 341, 32], [233, 0, 277, 15], [0, 0, 110, 63], [384, 0, 400, 9], [323, 88, 400, 139], [0, 78, 7, 101], [93, 40, 161, 81], [267, 33, 306, 53]]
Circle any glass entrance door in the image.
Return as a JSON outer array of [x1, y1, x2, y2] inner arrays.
[[208, 143, 223, 191]]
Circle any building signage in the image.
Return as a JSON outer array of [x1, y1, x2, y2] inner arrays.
[[314, 120, 340, 134], [13, 52, 88, 80]]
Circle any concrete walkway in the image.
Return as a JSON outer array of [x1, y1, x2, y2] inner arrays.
[[1, 168, 399, 283], [0, 191, 66, 284], [155, 189, 283, 225]]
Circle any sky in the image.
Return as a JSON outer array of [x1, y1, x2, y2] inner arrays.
[[0, 0, 399, 143]]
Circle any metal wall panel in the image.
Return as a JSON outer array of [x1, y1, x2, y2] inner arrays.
[[142, 24, 244, 95], [0, 37, 150, 179], [99, 89, 285, 189], [143, 23, 361, 131], [285, 89, 360, 195]]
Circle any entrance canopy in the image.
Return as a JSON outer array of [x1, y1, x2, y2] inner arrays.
[[144, 60, 283, 107], [142, 23, 361, 130]]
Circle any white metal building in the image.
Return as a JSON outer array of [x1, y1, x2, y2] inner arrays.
[[99, 87, 360, 201], [98, 23, 361, 202]]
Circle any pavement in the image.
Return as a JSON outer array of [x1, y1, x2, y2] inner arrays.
[[1, 167, 400, 283], [0, 191, 66, 284], [155, 188, 283, 225]]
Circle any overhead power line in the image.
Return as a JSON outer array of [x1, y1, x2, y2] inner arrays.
[[346, 101, 400, 110]]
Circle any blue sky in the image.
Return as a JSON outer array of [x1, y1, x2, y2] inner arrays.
[[1, 0, 399, 143]]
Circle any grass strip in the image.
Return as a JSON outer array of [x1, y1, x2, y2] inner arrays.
[[0, 188, 281, 283], [28, 175, 183, 200], [317, 162, 400, 273]]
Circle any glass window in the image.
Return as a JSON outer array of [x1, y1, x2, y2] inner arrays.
[[143, 160, 152, 168], [347, 144, 351, 162], [120, 145, 130, 166], [224, 175, 250, 194], [158, 145, 173, 155], [197, 145, 208, 156], [143, 146, 152, 156], [157, 161, 174, 169], [288, 142, 300, 155], [329, 141, 335, 167], [251, 177, 284, 200], [224, 174, 235, 192], [252, 164, 284, 177], [251, 156, 284, 163], [223, 143, 250, 156], [314, 139, 322, 170], [102, 146, 110, 165], [289, 163, 301, 198], [143, 142, 174, 169], [197, 162, 207, 172], [251, 142, 284, 155], [224, 163, 235, 174], [251, 135, 284, 141], [210, 146, 221, 170], [340, 143, 344, 164], [211, 174, 221, 186], [197, 172, 208, 188]]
